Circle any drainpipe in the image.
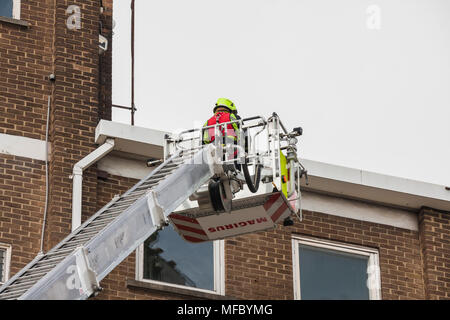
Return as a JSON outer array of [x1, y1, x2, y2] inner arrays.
[[71, 138, 115, 231]]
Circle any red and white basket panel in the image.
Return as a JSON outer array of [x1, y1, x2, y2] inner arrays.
[[169, 192, 294, 243]]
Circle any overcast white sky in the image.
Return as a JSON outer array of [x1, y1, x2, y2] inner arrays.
[[112, 0, 450, 186]]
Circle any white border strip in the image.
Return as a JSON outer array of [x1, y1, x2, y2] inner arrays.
[[12, 0, 21, 19], [0, 244, 12, 284], [0, 133, 49, 161], [302, 191, 419, 231]]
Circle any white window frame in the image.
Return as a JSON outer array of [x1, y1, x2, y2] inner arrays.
[[292, 236, 381, 300], [135, 239, 225, 296], [0, 244, 12, 285], [1, 0, 20, 19], [12, 0, 21, 19]]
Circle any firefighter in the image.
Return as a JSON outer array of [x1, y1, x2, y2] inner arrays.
[[202, 98, 241, 162], [203, 98, 240, 143]]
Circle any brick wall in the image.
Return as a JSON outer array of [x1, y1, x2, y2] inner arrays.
[[226, 210, 426, 300], [0, 155, 46, 274], [45, 0, 101, 249], [419, 207, 450, 299], [0, 0, 54, 141], [0, 0, 113, 263]]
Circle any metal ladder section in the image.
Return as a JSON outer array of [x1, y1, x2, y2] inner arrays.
[[0, 145, 219, 300]]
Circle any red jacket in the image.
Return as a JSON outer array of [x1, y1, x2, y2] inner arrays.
[[203, 111, 239, 144]]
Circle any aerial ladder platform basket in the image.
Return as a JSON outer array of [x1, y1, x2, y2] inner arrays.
[[0, 113, 307, 300]]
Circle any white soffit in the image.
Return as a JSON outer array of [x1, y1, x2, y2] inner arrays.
[[98, 155, 155, 181], [95, 120, 168, 160]]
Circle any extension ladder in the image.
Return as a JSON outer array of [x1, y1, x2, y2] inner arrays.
[[0, 145, 219, 300]]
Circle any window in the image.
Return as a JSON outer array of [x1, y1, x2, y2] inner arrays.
[[292, 236, 381, 300], [0, 0, 20, 19], [0, 244, 11, 285], [136, 224, 225, 295]]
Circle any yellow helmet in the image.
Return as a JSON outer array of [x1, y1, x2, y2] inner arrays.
[[214, 98, 237, 114]]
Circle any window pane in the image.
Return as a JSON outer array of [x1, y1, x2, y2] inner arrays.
[[143, 224, 214, 291], [0, 0, 13, 18], [298, 244, 369, 300]]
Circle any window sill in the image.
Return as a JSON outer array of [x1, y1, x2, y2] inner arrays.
[[126, 279, 236, 300], [0, 16, 29, 28]]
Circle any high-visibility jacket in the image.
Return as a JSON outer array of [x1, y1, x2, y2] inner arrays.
[[203, 111, 240, 144]]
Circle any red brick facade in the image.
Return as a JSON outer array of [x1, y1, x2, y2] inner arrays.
[[0, 0, 449, 300], [0, 155, 46, 275], [419, 208, 450, 299]]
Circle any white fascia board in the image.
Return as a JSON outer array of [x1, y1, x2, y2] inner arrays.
[[300, 158, 450, 212], [302, 191, 419, 231], [0, 133, 49, 161], [95, 120, 168, 159]]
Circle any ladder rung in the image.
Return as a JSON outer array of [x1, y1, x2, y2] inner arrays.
[[170, 158, 188, 164], [84, 219, 113, 229], [113, 195, 143, 205], [143, 176, 166, 184], [0, 289, 27, 300], [45, 248, 75, 258], [95, 210, 122, 219], [125, 189, 148, 197], [79, 224, 108, 234], [158, 167, 178, 174], [76, 229, 104, 238], [67, 235, 93, 244], [62, 238, 91, 248], [88, 216, 116, 226], [113, 195, 144, 205], [104, 202, 135, 211], [24, 264, 54, 274], [6, 281, 36, 292], [147, 172, 171, 179], [103, 198, 143, 211], [34, 256, 65, 267], [13, 271, 48, 283], [135, 181, 160, 191]]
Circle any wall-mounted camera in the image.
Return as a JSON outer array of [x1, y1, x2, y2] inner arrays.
[[99, 34, 108, 54]]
